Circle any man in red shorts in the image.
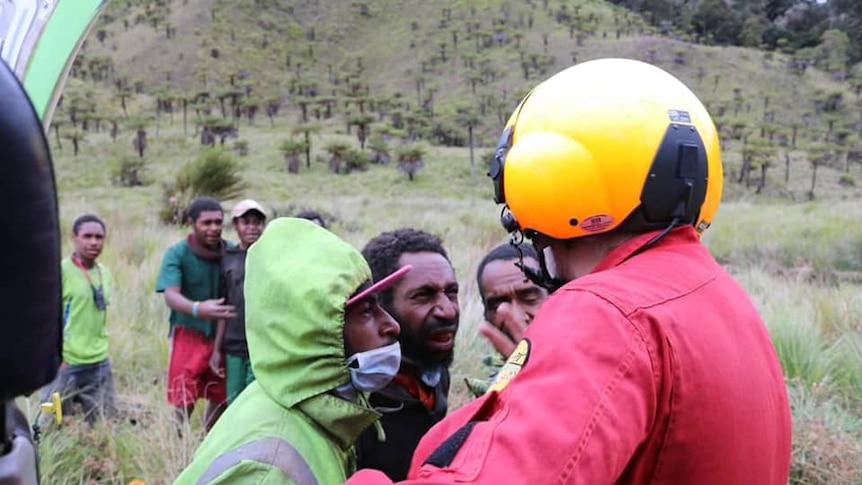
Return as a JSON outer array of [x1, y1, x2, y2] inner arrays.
[[156, 196, 236, 432]]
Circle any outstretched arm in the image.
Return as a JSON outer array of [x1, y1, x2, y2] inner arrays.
[[163, 286, 237, 321]]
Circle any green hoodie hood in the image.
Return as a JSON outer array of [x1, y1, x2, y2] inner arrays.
[[245, 217, 370, 409]]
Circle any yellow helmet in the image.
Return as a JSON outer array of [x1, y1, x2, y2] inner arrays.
[[489, 58, 723, 241]]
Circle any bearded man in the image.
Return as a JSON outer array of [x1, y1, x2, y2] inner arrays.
[[356, 228, 460, 481]]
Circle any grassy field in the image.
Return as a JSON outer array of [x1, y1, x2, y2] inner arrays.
[[24, 0, 862, 482]]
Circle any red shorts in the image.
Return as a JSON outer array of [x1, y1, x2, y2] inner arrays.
[[167, 326, 226, 407]]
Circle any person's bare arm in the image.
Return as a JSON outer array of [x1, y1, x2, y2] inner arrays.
[[163, 286, 237, 320], [209, 319, 227, 377]]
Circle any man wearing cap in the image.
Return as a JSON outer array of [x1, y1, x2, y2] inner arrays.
[[173, 218, 409, 485], [209, 199, 267, 405], [156, 196, 236, 432]]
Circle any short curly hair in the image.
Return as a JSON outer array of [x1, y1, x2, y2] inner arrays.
[[361, 228, 450, 308], [295, 210, 327, 228], [187, 196, 223, 222], [72, 214, 106, 235]]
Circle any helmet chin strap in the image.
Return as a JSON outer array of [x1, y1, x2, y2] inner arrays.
[[627, 216, 684, 260], [508, 231, 566, 293]]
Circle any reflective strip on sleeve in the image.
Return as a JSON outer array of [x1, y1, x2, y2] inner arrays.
[[195, 436, 318, 485]]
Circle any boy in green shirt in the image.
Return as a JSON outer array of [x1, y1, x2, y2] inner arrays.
[[41, 214, 115, 422]]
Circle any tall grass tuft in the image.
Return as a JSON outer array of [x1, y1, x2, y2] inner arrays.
[[788, 382, 862, 484], [828, 332, 862, 406], [769, 310, 836, 390]]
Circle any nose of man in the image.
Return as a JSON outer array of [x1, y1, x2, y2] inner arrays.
[[379, 309, 400, 338], [432, 294, 458, 320]]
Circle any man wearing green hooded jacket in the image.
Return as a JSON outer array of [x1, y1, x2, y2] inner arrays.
[[173, 217, 410, 485]]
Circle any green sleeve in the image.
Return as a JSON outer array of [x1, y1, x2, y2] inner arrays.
[[156, 244, 182, 293], [195, 461, 305, 485], [102, 263, 113, 306]]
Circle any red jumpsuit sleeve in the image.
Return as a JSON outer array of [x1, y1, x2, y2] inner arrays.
[[345, 289, 658, 485]]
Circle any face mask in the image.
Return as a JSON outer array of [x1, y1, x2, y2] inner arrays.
[[346, 342, 401, 392]]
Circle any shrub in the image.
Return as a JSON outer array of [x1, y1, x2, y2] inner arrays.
[[279, 138, 308, 173], [110, 156, 147, 187], [367, 136, 390, 164], [325, 141, 352, 174], [396, 144, 426, 181], [233, 139, 249, 156], [158, 147, 246, 224], [344, 148, 370, 173]]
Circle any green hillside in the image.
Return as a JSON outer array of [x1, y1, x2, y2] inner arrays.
[[61, 0, 862, 201]]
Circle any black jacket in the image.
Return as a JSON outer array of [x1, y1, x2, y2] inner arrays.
[[356, 367, 450, 481], [219, 247, 249, 357]]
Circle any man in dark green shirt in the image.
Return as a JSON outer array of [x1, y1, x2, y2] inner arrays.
[[155, 196, 236, 432]]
